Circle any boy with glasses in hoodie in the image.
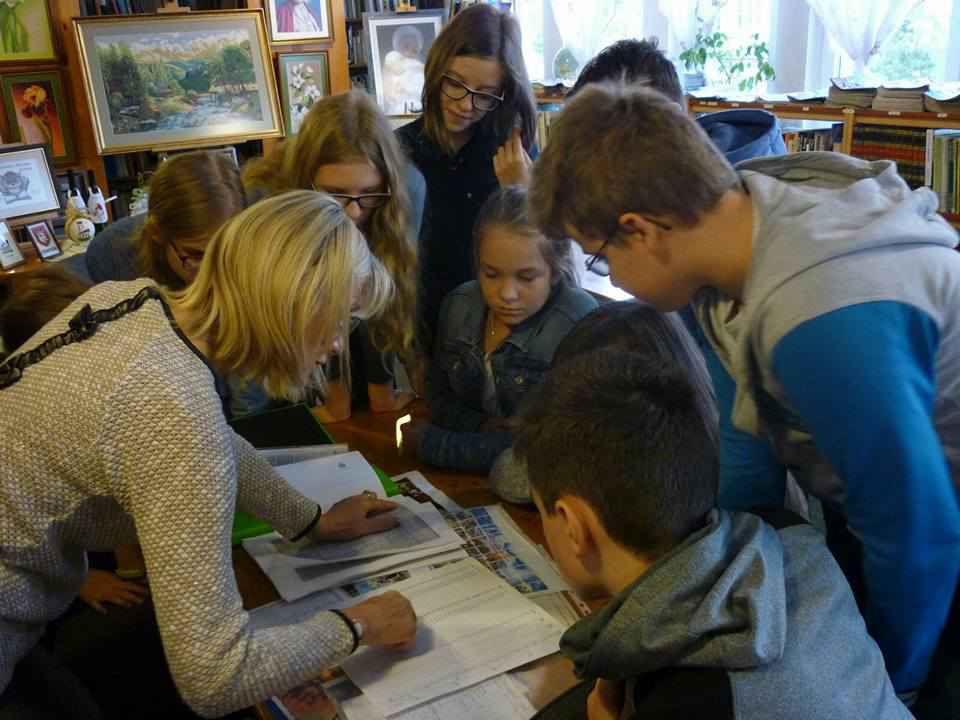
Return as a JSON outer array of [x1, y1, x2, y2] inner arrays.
[[516, 350, 910, 720], [529, 82, 960, 715]]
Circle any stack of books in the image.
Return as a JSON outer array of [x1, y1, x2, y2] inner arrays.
[[873, 81, 930, 113], [827, 77, 877, 108], [924, 85, 960, 113]]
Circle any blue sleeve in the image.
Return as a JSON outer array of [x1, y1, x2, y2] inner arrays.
[[680, 307, 787, 509], [418, 423, 512, 473], [772, 301, 960, 692]]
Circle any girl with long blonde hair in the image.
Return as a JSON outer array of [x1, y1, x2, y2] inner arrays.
[[245, 91, 422, 420]]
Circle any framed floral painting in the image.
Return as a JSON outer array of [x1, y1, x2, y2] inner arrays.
[[0, 0, 56, 64], [277, 52, 329, 135], [2, 71, 75, 164]]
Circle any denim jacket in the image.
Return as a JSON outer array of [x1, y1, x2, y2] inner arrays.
[[421, 280, 597, 472]]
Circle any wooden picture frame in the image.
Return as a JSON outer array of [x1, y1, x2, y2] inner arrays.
[[0, 143, 60, 222], [25, 219, 60, 259], [0, 219, 23, 269], [74, 11, 284, 155], [266, 0, 333, 44], [364, 10, 444, 116], [1, 70, 75, 164], [0, 0, 57, 65], [277, 52, 330, 135]]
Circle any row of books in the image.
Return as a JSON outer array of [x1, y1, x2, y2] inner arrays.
[[346, 23, 370, 67], [782, 126, 842, 153], [79, 0, 239, 15], [851, 124, 927, 190], [344, 0, 424, 16], [928, 130, 960, 215], [535, 109, 559, 149]]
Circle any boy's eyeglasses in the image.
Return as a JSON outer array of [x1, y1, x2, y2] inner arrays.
[[440, 74, 504, 112], [584, 218, 673, 277], [169, 238, 205, 269], [312, 185, 392, 210]]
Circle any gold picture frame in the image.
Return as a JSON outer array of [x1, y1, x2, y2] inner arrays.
[[74, 10, 284, 155]]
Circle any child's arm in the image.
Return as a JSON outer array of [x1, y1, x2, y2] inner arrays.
[[79, 568, 149, 614], [772, 301, 960, 694]]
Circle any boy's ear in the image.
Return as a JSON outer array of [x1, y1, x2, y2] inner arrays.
[[554, 496, 598, 559], [618, 213, 671, 264]]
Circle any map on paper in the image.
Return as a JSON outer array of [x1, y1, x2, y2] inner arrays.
[[276, 506, 440, 565]]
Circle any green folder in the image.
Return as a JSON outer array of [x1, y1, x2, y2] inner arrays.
[[229, 404, 398, 544]]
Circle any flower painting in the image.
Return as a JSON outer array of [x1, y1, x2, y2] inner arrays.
[[278, 52, 329, 135], [2, 72, 74, 164], [75, 12, 282, 154], [0, 0, 56, 63]]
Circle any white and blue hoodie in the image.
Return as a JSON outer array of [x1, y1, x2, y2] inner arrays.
[[694, 151, 960, 693]]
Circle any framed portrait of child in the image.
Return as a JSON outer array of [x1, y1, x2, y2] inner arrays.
[[266, 0, 332, 43]]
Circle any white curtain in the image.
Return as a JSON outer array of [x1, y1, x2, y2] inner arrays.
[[804, 0, 925, 74], [548, 0, 646, 69], [655, 0, 724, 54]]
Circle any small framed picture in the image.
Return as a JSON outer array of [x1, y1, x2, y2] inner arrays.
[[0, 0, 57, 65], [0, 220, 24, 269], [25, 220, 60, 260], [1, 70, 76, 164], [266, 0, 332, 44], [0, 143, 60, 221], [277, 52, 330, 135], [364, 10, 445, 116]]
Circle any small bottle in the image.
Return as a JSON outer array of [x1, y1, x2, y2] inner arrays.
[[87, 185, 109, 231]]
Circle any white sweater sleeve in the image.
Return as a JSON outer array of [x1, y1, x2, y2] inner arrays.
[[231, 432, 321, 539], [99, 354, 354, 718]]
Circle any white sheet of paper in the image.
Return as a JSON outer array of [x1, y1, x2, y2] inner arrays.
[[332, 673, 535, 720], [259, 444, 349, 467], [341, 559, 565, 716], [244, 530, 465, 601], [276, 451, 383, 508]]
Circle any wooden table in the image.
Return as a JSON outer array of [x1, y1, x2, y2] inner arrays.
[[233, 405, 546, 610]]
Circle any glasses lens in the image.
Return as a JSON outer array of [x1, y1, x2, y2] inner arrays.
[[357, 194, 390, 209], [441, 77, 468, 100], [586, 255, 610, 277], [473, 94, 500, 112]]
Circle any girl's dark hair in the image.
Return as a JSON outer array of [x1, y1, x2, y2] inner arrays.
[[0, 266, 92, 352], [473, 185, 577, 286], [421, 4, 536, 155]]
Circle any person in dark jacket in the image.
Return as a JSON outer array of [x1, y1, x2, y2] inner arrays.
[[516, 351, 911, 720]]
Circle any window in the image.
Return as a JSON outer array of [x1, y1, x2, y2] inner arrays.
[[831, 0, 959, 83], [514, 0, 646, 83]]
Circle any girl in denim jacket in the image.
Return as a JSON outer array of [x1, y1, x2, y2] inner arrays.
[[401, 186, 597, 472]]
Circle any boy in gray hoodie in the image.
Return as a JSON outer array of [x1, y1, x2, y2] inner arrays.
[[528, 83, 960, 713], [517, 351, 910, 720]]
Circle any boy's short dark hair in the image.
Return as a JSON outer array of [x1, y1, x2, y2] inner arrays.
[[514, 350, 717, 556], [569, 38, 684, 105]]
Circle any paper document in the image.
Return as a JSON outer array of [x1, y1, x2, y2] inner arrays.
[[272, 502, 446, 565], [341, 559, 565, 715], [244, 498, 464, 602], [259, 444, 349, 467], [276, 451, 383, 508], [327, 673, 535, 720], [391, 471, 464, 515]]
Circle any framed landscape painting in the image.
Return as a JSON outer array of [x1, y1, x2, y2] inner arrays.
[[74, 11, 284, 155], [0, 0, 56, 64], [2, 70, 75, 164], [277, 52, 329, 135]]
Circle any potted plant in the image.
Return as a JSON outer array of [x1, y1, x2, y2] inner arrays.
[[680, 31, 776, 92]]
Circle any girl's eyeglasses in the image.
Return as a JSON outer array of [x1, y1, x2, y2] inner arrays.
[[169, 238, 205, 269], [440, 74, 504, 112], [312, 184, 392, 210], [583, 218, 673, 277]]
